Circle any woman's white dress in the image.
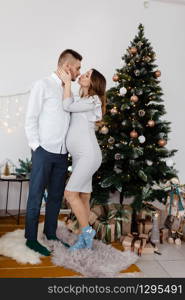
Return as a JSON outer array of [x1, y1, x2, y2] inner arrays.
[[62, 95, 102, 193]]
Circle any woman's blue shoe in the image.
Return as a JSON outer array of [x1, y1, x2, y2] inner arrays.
[[69, 225, 96, 251], [69, 234, 85, 251], [82, 225, 96, 249]]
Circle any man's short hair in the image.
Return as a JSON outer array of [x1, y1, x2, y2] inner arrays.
[[58, 49, 82, 66]]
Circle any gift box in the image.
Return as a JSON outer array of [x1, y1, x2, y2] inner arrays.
[[90, 204, 132, 242], [89, 211, 99, 225], [93, 217, 116, 243], [142, 243, 154, 254], [91, 205, 106, 218]]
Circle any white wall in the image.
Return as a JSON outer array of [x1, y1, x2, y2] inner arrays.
[[0, 0, 185, 209]]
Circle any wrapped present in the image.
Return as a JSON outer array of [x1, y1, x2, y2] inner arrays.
[[89, 211, 99, 225], [93, 215, 116, 243], [137, 216, 153, 234], [91, 204, 132, 241], [137, 208, 153, 221], [142, 243, 154, 254], [91, 205, 106, 217], [160, 228, 169, 243]]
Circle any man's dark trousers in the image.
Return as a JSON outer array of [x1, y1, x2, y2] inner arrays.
[[25, 146, 68, 240]]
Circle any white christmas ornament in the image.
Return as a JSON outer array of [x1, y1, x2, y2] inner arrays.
[[138, 135, 146, 143], [166, 159, 174, 167], [119, 87, 127, 96], [146, 160, 153, 166]]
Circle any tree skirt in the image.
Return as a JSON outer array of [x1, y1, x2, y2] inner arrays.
[[0, 221, 139, 278]]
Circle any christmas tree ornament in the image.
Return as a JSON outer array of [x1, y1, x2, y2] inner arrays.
[[121, 120, 127, 126], [130, 130, 138, 138], [100, 126, 109, 135], [129, 47, 137, 54], [146, 160, 153, 166], [115, 153, 121, 160], [119, 86, 127, 96], [158, 139, 167, 147], [138, 135, 146, 143], [134, 69, 140, 76], [154, 70, 161, 78], [112, 74, 119, 82], [138, 109, 145, 117], [166, 159, 174, 167], [68, 166, 72, 172], [147, 120, 155, 127], [110, 107, 118, 115], [108, 136, 115, 144], [130, 95, 139, 103]]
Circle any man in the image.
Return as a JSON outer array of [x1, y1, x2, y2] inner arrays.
[[25, 49, 82, 255]]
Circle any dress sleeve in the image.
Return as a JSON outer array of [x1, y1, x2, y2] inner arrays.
[[62, 95, 102, 114]]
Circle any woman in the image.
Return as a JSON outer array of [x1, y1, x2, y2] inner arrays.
[[59, 68, 106, 251]]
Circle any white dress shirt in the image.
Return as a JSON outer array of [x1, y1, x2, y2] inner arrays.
[[25, 73, 70, 154]]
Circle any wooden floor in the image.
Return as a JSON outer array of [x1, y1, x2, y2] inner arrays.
[[0, 214, 140, 278]]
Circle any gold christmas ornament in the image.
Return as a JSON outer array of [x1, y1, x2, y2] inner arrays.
[[154, 70, 161, 78], [129, 47, 137, 54], [113, 74, 119, 82], [158, 139, 167, 147], [100, 126, 109, 135], [110, 107, 118, 115], [130, 95, 139, 103], [130, 130, 138, 138], [147, 120, 155, 127]]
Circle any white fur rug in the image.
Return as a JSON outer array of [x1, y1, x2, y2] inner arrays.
[[0, 221, 139, 277]]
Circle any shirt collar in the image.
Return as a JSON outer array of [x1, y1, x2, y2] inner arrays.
[[51, 72, 62, 85]]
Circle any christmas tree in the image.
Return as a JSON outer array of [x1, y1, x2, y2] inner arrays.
[[92, 24, 178, 210]]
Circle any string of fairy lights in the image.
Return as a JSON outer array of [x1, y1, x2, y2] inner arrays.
[[0, 91, 30, 134]]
